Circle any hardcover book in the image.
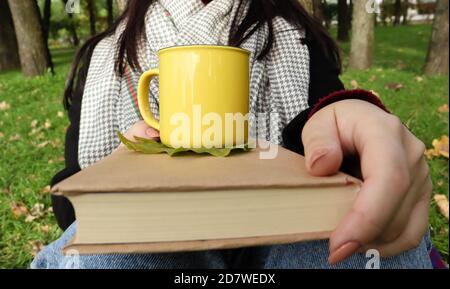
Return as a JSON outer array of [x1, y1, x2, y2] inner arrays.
[[52, 144, 361, 254]]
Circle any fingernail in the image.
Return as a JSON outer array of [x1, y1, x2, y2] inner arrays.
[[328, 241, 361, 265], [309, 148, 329, 170], [146, 128, 159, 138]]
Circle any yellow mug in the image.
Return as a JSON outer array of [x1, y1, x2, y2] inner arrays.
[[138, 45, 250, 149]]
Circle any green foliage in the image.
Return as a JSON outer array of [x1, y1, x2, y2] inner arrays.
[[0, 24, 448, 268]]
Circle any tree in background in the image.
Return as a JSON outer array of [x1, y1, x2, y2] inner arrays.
[[42, 0, 51, 44], [394, 0, 402, 25], [349, 0, 374, 69], [7, 0, 51, 77], [424, 0, 449, 75], [87, 0, 97, 36], [40, 0, 54, 74], [337, 0, 351, 42], [0, 0, 20, 71], [401, 0, 409, 25], [107, 0, 114, 27]]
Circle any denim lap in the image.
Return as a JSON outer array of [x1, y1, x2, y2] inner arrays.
[[31, 222, 432, 269]]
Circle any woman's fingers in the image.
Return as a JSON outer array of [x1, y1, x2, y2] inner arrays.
[[145, 126, 160, 139], [302, 105, 343, 176], [119, 121, 160, 148], [328, 114, 411, 264], [124, 120, 160, 141], [362, 181, 432, 257], [377, 128, 429, 242], [303, 100, 432, 264], [379, 158, 430, 242]]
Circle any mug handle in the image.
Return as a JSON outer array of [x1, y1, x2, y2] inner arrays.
[[137, 69, 160, 130]]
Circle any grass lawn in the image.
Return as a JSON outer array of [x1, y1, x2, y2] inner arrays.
[[0, 24, 448, 269]]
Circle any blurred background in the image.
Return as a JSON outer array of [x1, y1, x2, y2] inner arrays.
[[0, 0, 448, 269]]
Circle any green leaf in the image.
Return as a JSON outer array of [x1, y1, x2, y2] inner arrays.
[[117, 132, 252, 157]]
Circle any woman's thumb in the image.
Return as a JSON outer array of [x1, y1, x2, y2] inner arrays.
[[302, 107, 343, 176]]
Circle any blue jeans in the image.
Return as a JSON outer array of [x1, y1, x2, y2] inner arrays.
[[31, 222, 433, 269]]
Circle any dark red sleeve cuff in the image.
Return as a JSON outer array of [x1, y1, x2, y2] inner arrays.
[[307, 89, 390, 119]]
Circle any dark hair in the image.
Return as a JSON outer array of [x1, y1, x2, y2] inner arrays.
[[64, 0, 341, 109]]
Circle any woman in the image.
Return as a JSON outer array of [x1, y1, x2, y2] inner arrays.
[[32, 0, 433, 269]]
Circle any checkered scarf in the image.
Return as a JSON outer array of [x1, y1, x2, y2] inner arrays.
[[78, 0, 310, 169]]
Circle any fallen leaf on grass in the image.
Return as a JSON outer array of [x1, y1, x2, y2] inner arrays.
[[415, 76, 424, 82], [40, 186, 51, 195], [2, 185, 11, 194], [11, 201, 29, 218], [438, 104, 449, 113], [25, 203, 45, 223], [0, 101, 10, 111], [49, 156, 64, 164], [36, 141, 49, 148], [57, 111, 64, 118], [396, 62, 406, 70], [51, 138, 62, 148], [384, 83, 404, 91], [25, 215, 37, 223], [29, 241, 44, 257], [425, 135, 449, 159], [40, 225, 50, 233], [29, 127, 42, 136], [350, 80, 359, 89], [0, 132, 4, 138], [369, 75, 377, 82], [434, 194, 449, 221], [370, 90, 380, 98], [9, 134, 21, 141], [44, 120, 51, 129], [31, 120, 38, 128]]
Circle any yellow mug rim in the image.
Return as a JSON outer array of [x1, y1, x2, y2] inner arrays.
[[158, 45, 251, 55]]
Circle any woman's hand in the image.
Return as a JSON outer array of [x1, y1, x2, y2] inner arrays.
[[302, 99, 432, 265], [119, 120, 160, 148]]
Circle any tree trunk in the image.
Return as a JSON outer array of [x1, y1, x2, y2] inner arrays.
[[107, 0, 114, 26], [87, 0, 97, 36], [299, 0, 313, 15], [402, 0, 409, 25], [0, 0, 20, 71], [424, 0, 449, 75], [349, 0, 374, 70], [116, 0, 128, 14], [40, 0, 54, 74], [394, 0, 402, 25], [7, 0, 50, 77], [337, 0, 350, 42], [42, 0, 51, 43]]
